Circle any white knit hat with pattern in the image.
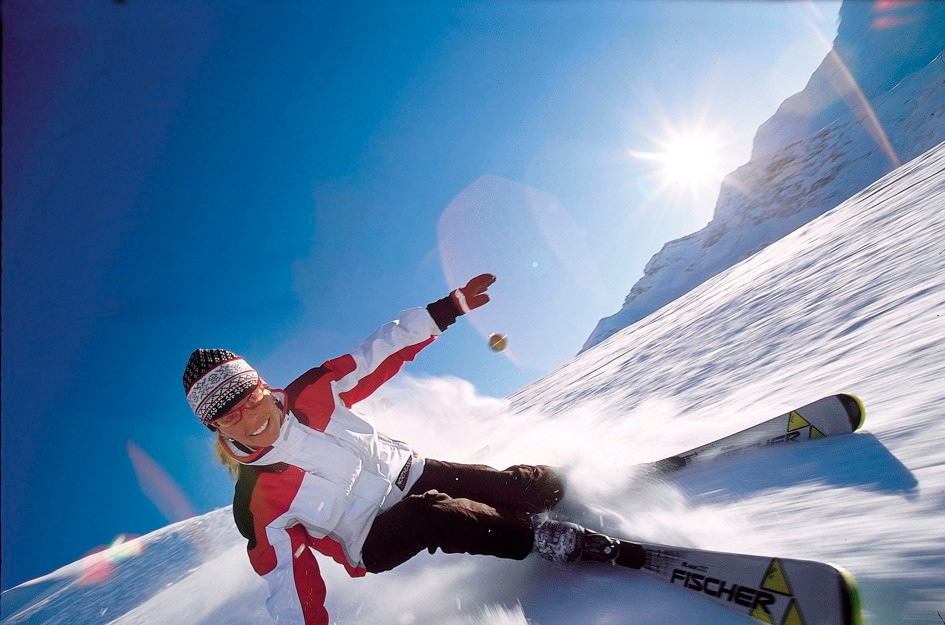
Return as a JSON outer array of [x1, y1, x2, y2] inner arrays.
[[183, 349, 260, 428]]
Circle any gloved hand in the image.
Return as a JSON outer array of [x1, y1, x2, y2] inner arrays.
[[451, 273, 496, 314]]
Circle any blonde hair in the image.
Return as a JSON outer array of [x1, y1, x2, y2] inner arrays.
[[213, 436, 242, 481]]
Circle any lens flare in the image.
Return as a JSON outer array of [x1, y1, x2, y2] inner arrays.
[[872, 0, 922, 30], [808, 29, 901, 169], [437, 175, 608, 370], [127, 440, 197, 523], [78, 534, 144, 585]]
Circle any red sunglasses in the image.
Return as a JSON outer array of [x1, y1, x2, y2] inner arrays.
[[211, 383, 287, 430]]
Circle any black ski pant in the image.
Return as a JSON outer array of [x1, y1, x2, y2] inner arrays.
[[361, 460, 565, 573]]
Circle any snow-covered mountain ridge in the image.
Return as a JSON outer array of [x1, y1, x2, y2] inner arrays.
[[583, 0, 945, 350], [3, 137, 944, 624]]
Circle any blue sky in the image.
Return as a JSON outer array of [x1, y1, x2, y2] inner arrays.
[[2, 0, 840, 590]]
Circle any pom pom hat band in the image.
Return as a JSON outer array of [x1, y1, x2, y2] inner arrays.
[[183, 349, 261, 429]]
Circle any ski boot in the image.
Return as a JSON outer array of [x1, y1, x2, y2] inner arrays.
[[531, 518, 620, 564]]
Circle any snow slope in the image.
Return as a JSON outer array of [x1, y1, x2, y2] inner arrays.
[[3, 137, 944, 624], [583, 1, 945, 350]]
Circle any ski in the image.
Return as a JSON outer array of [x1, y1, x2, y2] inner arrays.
[[609, 537, 861, 625], [568, 395, 867, 623], [645, 394, 866, 475]]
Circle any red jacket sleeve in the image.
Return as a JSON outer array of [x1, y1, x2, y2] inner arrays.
[[237, 467, 330, 625], [326, 306, 443, 407]]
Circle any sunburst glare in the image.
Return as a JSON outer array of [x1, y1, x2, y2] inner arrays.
[[630, 124, 726, 203]]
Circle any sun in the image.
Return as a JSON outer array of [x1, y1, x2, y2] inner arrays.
[[630, 125, 726, 202], [658, 134, 720, 185]]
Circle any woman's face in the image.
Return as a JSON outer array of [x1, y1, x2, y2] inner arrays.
[[216, 387, 283, 449]]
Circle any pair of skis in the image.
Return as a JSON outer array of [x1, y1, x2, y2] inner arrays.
[[598, 394, 866, 625]]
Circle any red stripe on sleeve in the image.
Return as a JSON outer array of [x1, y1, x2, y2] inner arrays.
[[338, 338, 434, 407], [324, 354, 357, 377], [286, 524, 330, 625]]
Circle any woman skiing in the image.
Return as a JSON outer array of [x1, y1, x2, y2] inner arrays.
[[182, 274, 611, 625]]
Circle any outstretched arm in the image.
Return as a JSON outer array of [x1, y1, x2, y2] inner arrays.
[[329, 274, 497, 405]]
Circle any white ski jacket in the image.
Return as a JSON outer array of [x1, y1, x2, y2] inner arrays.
[[223, 297, 461, 625]]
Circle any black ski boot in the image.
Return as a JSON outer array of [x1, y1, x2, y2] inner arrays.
[[532, 518, 621, 564], [532, 518, 585, 563]]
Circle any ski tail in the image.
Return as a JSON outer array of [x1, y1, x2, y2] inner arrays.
[[647, 394, 866, 476], [612, 539, 862, 625]]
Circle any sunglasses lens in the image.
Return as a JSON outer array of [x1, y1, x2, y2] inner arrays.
[[212, 387, 284, 432]]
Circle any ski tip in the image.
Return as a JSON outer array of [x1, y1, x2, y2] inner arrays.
[[837, 393, 866, 431], [834, 564, 864, 625]]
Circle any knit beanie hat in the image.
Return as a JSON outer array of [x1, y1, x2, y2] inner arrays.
[[183, 349, 260, 428]]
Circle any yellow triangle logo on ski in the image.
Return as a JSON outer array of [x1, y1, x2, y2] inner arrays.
[[750, 603, 775, 624], [780, 600, 806, 625], [787, 412, 810, 432], [762, 559, 794, 595], [787, 412, 827, 439], [749, 600, 807, 625]]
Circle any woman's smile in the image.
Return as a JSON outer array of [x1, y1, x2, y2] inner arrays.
[[249, 419, 269, 437], [219, 392, 284, 449]]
